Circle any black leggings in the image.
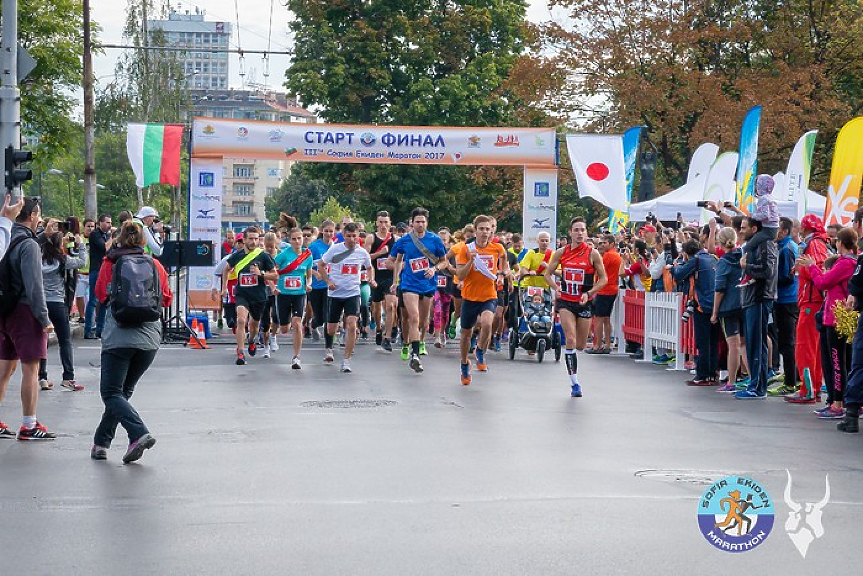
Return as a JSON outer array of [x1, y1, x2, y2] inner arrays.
[[820, 325, 851, 404], [309, 288, 329, 330], [39, 301, 74, 381]]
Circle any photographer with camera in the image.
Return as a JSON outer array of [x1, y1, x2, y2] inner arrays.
[[85, 214, 113, 339], [671, 236, 719, 386], [134, 207, 164, 257]]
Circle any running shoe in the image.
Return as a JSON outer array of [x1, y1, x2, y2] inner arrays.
[[818, 406, 845, 419], [475, 348, 488, 372], [61, 380, 84, 391], [270, 337, 279, 351], [39, 379, 54, 390], [469, 334, 478, 354], [376, 331, 383, 346], [448, 324, 457, 340], [735, 377, 751, 390], [460, 362, 471, 385], [409, 353, 423, 373], [493, 337, 501, 352], [820, 383, 827, 394], [813, 404, 832, 414], [586, 348, 603, 355], [401, 345, 409, 361], [767, 383, 797, 396], [686, 378, 715, 387], [767, 370, 783, 384], [217, 318, 224, 329], [570, 381, 582, 397], [291, 356, 302, 370], [324, 349, 335, 364], [90, 445, 108, 460], [262, 349, 271, 359], [786, 394, 819, 404], [340, 359, 352, 373], [236, 351, 246, 365], [248, 342, 257, 357], [684, 360, 696, 370], [734, 390, 766, 400], [716, 382, 737, 393], [419, 342, 428, 356], [434, 335, 443, 349], [381, 338, 393, 353], [0, 422, 16, 438], [122, 433, 156, 463], [17, 422, 57, 441], [361, 330, 369, 341]]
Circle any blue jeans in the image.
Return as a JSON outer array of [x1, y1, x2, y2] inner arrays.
[[744, 302, 771, 395], [84, 268, 106, 336], [693, 310, 719, 380], [93, 348, 158, 448]]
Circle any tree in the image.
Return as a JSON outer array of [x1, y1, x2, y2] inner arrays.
[[17, 0, 85, 163], [309, 197, 354, 229], [285, 0, 533, 228], [265, 163, 332, 224]]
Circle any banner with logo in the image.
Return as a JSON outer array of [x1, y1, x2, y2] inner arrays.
[[824, 117, 863, 226], [735, 105, 762, 211], [191, 118, 557, 168], [566, 134, 627, 212], [187, 157, 223, 310], [523, 168, 558, 248], [606, 126, 642, 233]]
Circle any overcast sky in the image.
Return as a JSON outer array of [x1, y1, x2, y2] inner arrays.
[[90, 0, 564, 95]]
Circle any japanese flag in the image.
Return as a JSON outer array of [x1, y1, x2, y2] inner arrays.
[[566, 134, 627, 212]]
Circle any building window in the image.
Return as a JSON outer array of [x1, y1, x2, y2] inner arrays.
[[233, 165, 254, 178], [234, 184, 253, 196], [266, 187, 278, 197], [234, 203, 252, 216]]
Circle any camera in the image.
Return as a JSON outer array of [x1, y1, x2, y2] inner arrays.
[[57, 216, 80, 235], [162, 225, 172, 235], [696, 201, 709, 208], [681, 298, 697, 322]]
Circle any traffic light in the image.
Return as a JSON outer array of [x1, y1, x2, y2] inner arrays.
[[4, 145, 33, 192]]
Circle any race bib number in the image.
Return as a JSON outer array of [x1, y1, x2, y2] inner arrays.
[[239, 273, 259, 287], [341, 264, 359, 276], [479, 255, 495, 270], [360, 269, 370, 282], [410, 257, 430, 273], [437, 275, 447, 288], [282, 276, 302, 290], [376, 258, 389, 270], [563, 268, 585, 295]]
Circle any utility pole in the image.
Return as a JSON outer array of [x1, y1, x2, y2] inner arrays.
[[1, 0, 22, 200], [82, 0, 98, 220]]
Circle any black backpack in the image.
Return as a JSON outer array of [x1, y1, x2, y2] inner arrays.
[[108, 253, 162, 326], [0, 235, 31, 318]]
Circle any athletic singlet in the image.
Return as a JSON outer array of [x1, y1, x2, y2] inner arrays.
[[559, 243, 595, 302], [370, 232, 394, 280]]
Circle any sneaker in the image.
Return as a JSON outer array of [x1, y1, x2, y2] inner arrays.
[[17, 422, 57, 441], [475, 348, 488, 372], [122, 433, 156, 463], [340, 359, 352, 373], [735, 377, 751, 390], [785, 394, 818, 404], [401, 346, 409, 361], [586, 348, 603, 355], [248, 342, 257, 357], [61, 380, 84, 391], [651, 354, 669, 365], [767, 383, 797, 396], [312, 327, 321, 341], [376, 331, 383, 346], [817, 406, 845, 419], [236, 351, 246, 365], [460, 362, 471, 385], [570, 379, 582, 397], [736, 275, 755, 288], [409, 353, 423, 373], [767, 370, 783, 384], [90, 445, 108, 460], [0, 421, 16, 438], [684, 360, 696, 370], [324, 349, 335, 364], [686, 378, 716, 387], [493, 337, 501, 352], [734, 390, 766, 400], [262, 349, 271, 359], [820, 383, 827, 394], [419, 342, 428, 356], [716, 382, 737, 393], [813, 404, 831, 414], [381, 338, 393, 353], [434, 335, 443, 349], [291, 356, 302, 370], [448, 324, 457, 340], [270, 337, 279, 351], [39, 379, 54, 391]]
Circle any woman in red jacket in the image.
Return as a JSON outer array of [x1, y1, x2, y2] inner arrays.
[[92, 221, 172, 464]]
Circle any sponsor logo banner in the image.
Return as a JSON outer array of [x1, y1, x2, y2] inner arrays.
[[523, 168, 558, 248]]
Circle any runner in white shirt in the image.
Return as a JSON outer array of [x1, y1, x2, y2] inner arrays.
[[318, 222, 376, 372]]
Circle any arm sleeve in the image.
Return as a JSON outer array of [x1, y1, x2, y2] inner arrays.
[[714, 262, 728, 293], [95, 262, 112, 303], [63, 254, 87, 270], [20, 241, 50, 327], [746, 242, 777, 279], [0, 217, 11, 259]]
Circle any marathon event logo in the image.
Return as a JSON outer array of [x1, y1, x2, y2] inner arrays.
[[198, 172, 215, 188], [359, 132, 376, 147], [201, 124, 216, 137], [698, 475, 774, 553], [468, 135, 481, 148], [534, 182, 550, 197], [268, 129, 285, 143], [237, 126, 249, 139], [528, 202, 555, 212]]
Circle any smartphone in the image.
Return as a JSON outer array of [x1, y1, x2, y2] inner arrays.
[[696, 201, 709, 208]]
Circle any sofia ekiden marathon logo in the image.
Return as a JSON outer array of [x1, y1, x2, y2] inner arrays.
[[698, 475, 774, 552]]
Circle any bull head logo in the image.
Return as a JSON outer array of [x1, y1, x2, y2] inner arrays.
[[783, 470, 830, 558]]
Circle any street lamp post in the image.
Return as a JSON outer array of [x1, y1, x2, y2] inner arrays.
[[47, 168, 73, 217]]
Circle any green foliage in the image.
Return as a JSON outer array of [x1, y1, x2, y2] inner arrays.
[[309, 197, 354, 229], [285, 0, 530, 228], [265, 164, 332, 225], [17, 0, 84, 162]]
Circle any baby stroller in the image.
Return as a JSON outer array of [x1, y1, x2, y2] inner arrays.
[[508, 287, 562, 363]]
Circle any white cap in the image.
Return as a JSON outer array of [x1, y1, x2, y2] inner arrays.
[[136, 206, 159, 219]]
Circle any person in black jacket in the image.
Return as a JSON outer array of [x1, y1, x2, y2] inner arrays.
[[672, 238, 718, 385], [736, 217, 778, 399], [838, 208, 863, 432], [84, 214, 112, 339]]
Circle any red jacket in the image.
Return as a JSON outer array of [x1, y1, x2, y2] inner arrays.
[[95, 247, 173, 308], [797, 232, 829, 305]]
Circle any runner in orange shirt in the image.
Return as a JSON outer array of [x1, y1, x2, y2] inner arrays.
[[455, 215, 509, 385]]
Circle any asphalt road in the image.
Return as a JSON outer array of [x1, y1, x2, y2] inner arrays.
[[1, 333, 861, 575]]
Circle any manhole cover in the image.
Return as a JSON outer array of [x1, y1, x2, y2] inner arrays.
[[635, 469, 737, 485], [301, 400, 397, 409]]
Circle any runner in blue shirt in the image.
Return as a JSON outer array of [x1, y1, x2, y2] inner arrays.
[[308, 219, 335, 335], [388, 207, 448, 373], [273, 227, 314, 369]]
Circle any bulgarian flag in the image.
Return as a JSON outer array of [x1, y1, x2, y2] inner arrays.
[[126, 123, 183, 187]]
